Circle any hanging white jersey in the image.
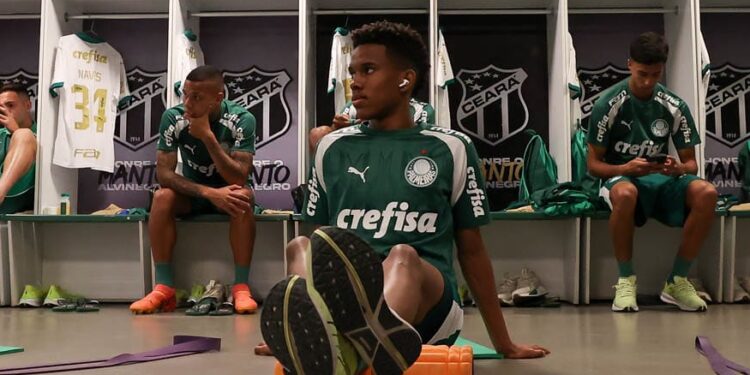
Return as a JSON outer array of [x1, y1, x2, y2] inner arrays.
[[174, 30, 205, 97], [327, 27, 353, 114], [50, 33, 130, 173], [698, 31, 711, 105], [436, 29, 455, 129], [567, 33, 582, 135]]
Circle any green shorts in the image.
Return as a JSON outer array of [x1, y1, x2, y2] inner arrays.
[[412, 272, 464, 345], [600, 173, 701, 227], [0, 130, 35, 214]]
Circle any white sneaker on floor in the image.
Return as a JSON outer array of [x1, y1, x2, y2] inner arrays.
[[497, 273, 518, 306]]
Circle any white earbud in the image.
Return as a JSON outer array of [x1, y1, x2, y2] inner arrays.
[[399, 79, 410, 88]]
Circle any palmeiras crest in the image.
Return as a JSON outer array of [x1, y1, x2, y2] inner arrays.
[[223, 67, 292, 149], [456, 65, 529, 146], [115, 68, 167, 151], [0, 69, 38, 114], [705, 64, 750, 148], [577, 64, 629, 131]]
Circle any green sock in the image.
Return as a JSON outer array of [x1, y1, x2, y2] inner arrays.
[[617, 260, 634, 278], [668, 255, 693, 283], [235, 265, 250, 284], [155, 263, 174, 287]]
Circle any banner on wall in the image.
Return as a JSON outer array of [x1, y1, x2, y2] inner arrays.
[[704, 63, 750, 193], [577, 64, 629, 132], [443, 16, 548, 210], [223, 67, 295, 194]]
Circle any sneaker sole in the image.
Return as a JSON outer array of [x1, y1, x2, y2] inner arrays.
[[611, 303, 639, 312], [308, 227, 422, 375], [261, 275, 340, 375], [18, 298, 43, 307], [660, 292, 707, 312]]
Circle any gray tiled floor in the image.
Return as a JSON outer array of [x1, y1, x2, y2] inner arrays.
[[0, 303, 747, 374]]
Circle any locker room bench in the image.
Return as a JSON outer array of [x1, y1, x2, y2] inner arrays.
[[723, 210, 750, 302], [0, 213, 294, 305], [582, 209, 727, 303]]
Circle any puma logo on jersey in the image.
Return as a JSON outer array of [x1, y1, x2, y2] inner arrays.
[[466, 167, 486, 217], [620, 120, 633, 130], [347, 166, 369, 183], [184, 144, 197, 155], [336, 202, 437, 239]]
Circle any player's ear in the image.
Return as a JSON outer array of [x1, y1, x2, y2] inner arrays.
[[400, 69, 417, 92]]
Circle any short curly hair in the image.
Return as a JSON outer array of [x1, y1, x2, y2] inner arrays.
[[351, 21, 430, 95]]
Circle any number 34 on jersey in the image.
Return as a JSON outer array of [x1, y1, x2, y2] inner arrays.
[[50, 33, 131, 173]]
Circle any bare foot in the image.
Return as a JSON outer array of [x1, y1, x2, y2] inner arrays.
[[254, 342, 273, 356]]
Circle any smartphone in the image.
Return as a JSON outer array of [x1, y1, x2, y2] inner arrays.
[[645, 154, 668, 164]]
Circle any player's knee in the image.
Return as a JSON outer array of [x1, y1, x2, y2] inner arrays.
[[286, 236, 309, 261], [151, 188, 178, 212], [238, 186, 255, 204], [387, 244, 420, 265], [689, 181, 718, 211], [610, 183, 638, 208]]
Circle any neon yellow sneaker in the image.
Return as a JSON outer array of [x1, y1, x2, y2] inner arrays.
[[43, 285, 80, 307], [660, 276, 708, 312], [261, 275, 361, 375], [612, 275, 638, 312], [18, 285, 48, 307], [187, 284, 205, 307]]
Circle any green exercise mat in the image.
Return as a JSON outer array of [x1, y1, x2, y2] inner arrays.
[[0, 346, 23, 355], [454, 337, 504, 359]]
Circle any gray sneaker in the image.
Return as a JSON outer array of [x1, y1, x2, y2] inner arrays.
[[497, 273, 518, 306], [688, 278, 712, 303], [186, 280, 224, 316], [735, 277, 750, 303], [512, 268, 548, 305]]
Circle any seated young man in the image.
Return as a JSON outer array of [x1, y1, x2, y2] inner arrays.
[[0, 84, 37, 214], [587, 32, 718, 313], [308, 97, 435, 152], [256, 21, 549, 375], [130, 66, 259, 314]]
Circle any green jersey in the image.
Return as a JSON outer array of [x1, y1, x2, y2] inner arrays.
[[587, 78, 700, 165], [342, 98, 436, 125], [157, 99, 256, 186], [303, 122, 491, 296]]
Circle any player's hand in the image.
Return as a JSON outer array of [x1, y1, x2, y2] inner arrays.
[[660, 155, 684, 176], [502, 343, 550, 359], [254, 342, 273, 356], [0, 105, 18, 131], [206, 184, 252, 217], [621, 158, 659, 177], [331, 114, 352, 130], [187, 114, 214, 142]]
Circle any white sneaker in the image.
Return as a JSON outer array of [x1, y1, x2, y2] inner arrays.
[[497, 273, 518, 306], [738, 276, 750, 294], [734, 277, 750, 303], [688, 277, 713, 303], [512, 268, 548, 305]]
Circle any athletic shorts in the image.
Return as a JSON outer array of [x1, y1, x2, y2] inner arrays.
[[0, 130, 35, 214], [600, 173, 701, 227], [413, 272, 464, 345]]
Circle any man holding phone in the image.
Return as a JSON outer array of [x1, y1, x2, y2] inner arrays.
[[587, 32, 718, 313], [0, 84, 37, 214]]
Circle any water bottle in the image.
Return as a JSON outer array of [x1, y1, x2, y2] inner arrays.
[[60, 193, 71, 215]]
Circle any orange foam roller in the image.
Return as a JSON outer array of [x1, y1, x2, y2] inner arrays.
[[273, 345, 473, 375]]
